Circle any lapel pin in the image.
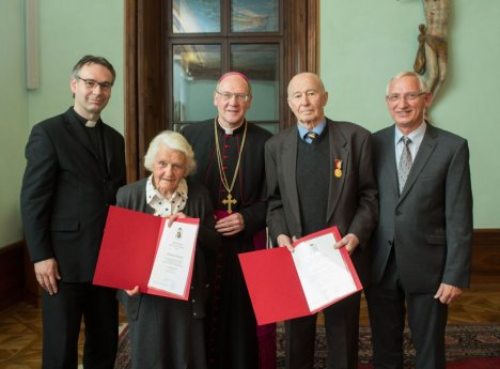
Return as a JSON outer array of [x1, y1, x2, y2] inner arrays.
[[334, 159, 342, 178]]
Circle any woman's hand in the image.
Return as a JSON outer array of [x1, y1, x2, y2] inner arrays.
[[125, 285, 140, 296], [166, 212, 187, 227]]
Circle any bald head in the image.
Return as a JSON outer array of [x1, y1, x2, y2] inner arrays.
[[287, 72, 328, 129], [287, 72, 325, 97]]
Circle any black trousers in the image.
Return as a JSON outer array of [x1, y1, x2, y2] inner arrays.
[[285, 292, 361, 369], [208, 247, 258, 369], [366, 251, 448, 369], [41, 282, 118, 369]]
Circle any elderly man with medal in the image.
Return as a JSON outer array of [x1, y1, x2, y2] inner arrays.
[[182, 72, 273, 369]]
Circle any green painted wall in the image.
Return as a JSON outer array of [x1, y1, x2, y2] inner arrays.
[[0, 1, 29, 246], [28, 0, 125, 132], [320, 0, 500, 228], [0, 0, 124, 248], [1, 0, 497, 248]]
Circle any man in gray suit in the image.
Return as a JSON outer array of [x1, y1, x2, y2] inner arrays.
[[367, 71, 473, 369], [265, 72, 378, 369]]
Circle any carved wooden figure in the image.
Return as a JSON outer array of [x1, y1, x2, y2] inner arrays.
[[413, 0, 450, 102]]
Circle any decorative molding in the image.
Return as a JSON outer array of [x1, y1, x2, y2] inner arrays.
[[0, 240, 39, 309], [0, 241, 26, 309], [472, 229, 500, 246], [25, 0, 40, 90], [471, 229, 500, 275]]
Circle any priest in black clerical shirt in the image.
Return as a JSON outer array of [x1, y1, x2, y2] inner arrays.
[[20, 55, 126, 369], [182, 72, 272, 369]]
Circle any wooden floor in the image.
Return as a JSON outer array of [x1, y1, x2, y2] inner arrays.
[[360, 274, 500, 326], [1, 274, 499, 368]]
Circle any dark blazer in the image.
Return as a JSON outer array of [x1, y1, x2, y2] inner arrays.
[[371, 124, 473, 293], [116, 178, 220, 318], [265, 118, 378, 283], [21, 107, 126, 282]]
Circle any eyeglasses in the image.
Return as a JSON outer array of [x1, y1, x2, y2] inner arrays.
[[76, 76, 113, 92], [386, 92, 426, 103], [215, 90, 250, 102]]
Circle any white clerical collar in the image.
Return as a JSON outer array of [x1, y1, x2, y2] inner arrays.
[[85, 120, 98, 128], [217, 120, 244, 135]]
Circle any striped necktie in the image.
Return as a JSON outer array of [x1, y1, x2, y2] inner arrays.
[[398, 136, 412, 193]]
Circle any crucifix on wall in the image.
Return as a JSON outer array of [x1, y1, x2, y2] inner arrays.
[[413, 0, 450, 106]]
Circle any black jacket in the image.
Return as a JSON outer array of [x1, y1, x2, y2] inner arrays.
[[21, 107, 126, 282]]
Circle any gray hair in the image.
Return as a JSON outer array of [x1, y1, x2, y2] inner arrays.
[[386, 71, 427, 96], [144, 130, 196, 175]]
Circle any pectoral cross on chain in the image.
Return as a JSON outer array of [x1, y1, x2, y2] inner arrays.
[[222, 193, 237, 213]]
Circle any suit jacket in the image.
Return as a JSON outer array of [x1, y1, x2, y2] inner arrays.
[[21, 107, 126, 282], [115, 178, 221, 318], [265, 118, 378, 284], [371, 123, 473, 293]]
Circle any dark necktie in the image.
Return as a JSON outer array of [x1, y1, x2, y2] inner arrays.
[[398, 136, 412, 193], [305, 131, 318, 142]]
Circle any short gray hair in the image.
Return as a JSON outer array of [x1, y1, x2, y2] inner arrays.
[[386, 71, 427, 96], [144, 130, 196, 175]]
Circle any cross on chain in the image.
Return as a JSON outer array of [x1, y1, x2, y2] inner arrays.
[[222, 193, 237, 213]]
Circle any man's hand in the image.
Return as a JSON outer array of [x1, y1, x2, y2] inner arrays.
[[215, 212, 245, 236], [434, 283, 463, 305], [277, 234, 294, 252], [34, 258, 61, 295], [334, 233, 360, 255]]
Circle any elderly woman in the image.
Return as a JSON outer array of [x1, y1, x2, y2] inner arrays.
[[117, 130, 219, 369]]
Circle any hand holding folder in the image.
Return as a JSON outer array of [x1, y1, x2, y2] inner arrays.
[[238, 227, 362, 325], [93, 206, 199, 300]]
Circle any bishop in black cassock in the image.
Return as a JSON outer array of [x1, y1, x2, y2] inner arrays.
[[183, 116, 271, 369]]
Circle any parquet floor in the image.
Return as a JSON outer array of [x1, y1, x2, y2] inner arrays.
[[359, 274, 500, 326], [0, 303, 127, 369], [1, 274, 498, 369]]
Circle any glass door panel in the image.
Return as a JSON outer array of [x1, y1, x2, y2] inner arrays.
[[173, 0, 221, 33], [172, 44, 221, 130], [230, 43, 279, 132], [231, 0, 279, 32]]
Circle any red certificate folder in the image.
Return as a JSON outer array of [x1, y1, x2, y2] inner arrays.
[[93, 205, 199, 300], [238, 227, 362, 325]]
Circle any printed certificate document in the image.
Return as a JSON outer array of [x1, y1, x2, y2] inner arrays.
[[148, 220, 199, 296], [292, 231, 358, 312], [93, 206, 199, 300], [239, 227, 362, 325]]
